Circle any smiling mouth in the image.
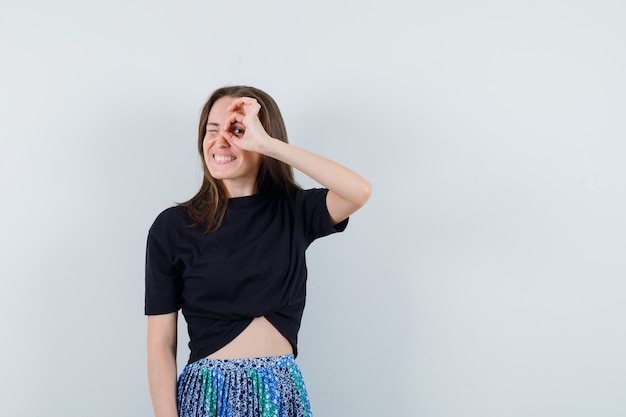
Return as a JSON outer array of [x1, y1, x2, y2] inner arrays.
[[214, 155, 236, 163]]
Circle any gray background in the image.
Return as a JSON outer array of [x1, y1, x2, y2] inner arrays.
[[1, 0, 625, 416]]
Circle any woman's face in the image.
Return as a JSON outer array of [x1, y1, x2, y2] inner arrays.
[[203, 96, 261, 197]]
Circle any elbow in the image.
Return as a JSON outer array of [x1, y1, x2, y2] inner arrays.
[[356, 180, 372, 207]]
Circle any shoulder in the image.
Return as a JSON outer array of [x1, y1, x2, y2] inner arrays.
[[290, 188, 333, 217], [289, 187, 328, 204], [155, 205, 188, 221], [149, 205, 190, 236]]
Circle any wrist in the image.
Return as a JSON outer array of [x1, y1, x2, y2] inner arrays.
[[258, 136, 282, 158]]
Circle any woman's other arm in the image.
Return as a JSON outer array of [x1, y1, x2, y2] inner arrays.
[[147, 312, 179, 417]]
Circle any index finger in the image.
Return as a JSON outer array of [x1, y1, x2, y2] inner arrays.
[[227, 97, 259, 113]]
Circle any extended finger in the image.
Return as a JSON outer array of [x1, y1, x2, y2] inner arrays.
[[227, 97, 260, 113]]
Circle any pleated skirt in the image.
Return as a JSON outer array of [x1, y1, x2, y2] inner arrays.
[[177, 355, 312, 417]]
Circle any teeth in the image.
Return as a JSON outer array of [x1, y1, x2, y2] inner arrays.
[[214, 155, 236, 163]]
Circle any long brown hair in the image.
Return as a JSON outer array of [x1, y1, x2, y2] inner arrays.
[[180, 86, 300, 233]]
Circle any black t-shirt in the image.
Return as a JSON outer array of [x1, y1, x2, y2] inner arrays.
[[145, 188, 348, 364]]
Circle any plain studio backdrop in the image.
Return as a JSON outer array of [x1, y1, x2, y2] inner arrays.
[[1, 0, 625, 416]]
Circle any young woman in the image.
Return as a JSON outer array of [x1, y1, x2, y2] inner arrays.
[[145, 85, 371, 417]]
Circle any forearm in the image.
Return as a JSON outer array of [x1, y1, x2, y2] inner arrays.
[[262, 138, 371, 207], [147, 343, 179, 417]]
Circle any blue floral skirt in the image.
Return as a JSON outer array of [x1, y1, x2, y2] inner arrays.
[[177, 355, 312, 417]]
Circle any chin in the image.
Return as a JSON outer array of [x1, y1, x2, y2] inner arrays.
[[208, 171, 228, 180]]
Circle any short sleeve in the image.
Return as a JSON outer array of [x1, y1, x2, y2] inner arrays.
[[144, 208, 184, 315], [296, 188, 349, 245]]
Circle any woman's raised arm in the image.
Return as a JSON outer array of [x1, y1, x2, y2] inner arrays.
[[222, 97, 372, 224]]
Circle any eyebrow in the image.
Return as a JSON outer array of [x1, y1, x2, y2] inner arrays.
[[206, 122, 219, 129]]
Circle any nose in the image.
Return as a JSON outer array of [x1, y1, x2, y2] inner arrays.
[[215, 132, 230, 147]]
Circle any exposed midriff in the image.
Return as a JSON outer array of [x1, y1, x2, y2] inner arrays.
[[206, 316, 293, 359]]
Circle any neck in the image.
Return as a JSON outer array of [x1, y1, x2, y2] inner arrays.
[[222, 180, 257, 198]]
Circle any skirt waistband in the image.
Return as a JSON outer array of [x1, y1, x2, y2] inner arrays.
[[186, 354, 296, 372]]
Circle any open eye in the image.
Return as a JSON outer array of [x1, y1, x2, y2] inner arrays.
[[231, 126, 245, 136]]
